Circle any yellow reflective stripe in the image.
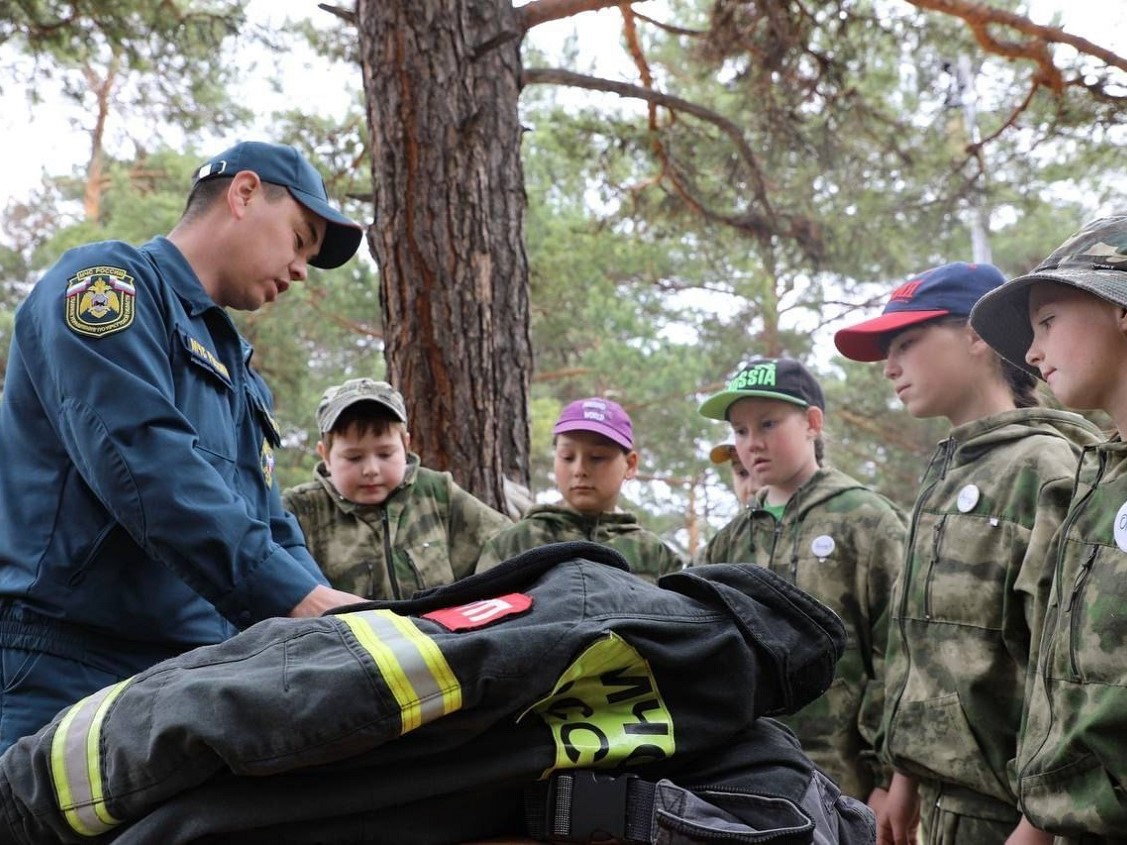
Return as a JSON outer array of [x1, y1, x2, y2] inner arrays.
[[340, 610, 461, 734], [383, 612, 461, 715], [49, 680, 130, 837]]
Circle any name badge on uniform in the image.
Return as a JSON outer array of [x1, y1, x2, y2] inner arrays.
[[957, 484, 980, 513], [811, 534, 835, 560], [1114, 500, 1127, 552]]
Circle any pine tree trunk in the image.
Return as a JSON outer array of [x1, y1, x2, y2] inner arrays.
[[356, 0, 532, 510]]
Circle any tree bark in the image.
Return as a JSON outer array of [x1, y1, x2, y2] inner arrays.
[[356, 0, 532, 510]]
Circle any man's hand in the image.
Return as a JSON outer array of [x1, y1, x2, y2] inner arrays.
[[289, 584, 368, 618], [877, 771, 920, 845]]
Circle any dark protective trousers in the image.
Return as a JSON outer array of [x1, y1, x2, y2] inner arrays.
[[0, 542, 874, 844]]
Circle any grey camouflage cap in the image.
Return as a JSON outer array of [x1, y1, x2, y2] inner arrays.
[[970, 215, 1127, 376], [316, 378, 407, 432]]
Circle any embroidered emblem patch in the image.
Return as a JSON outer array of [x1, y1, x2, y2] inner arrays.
[[260, 439, 275, 488], [423, 593, 532, 631], [65, 266, 136, 338]]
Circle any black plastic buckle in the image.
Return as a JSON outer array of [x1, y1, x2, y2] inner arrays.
[[548, 770, 636, 843]]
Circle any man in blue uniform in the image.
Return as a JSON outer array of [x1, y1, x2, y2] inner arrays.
[[0, 141, 369, 751]]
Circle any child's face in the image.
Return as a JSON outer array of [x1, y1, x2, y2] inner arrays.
[[882, 322, 979, 422], [553, 431, 638, 516], [318, 425, 409, 506], [728, 455, 757, 505], [1026, 281, 1127, 412], [728, 398, 820, 500]]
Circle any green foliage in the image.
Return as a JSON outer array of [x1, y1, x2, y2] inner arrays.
[[0, 0, 253, 134]]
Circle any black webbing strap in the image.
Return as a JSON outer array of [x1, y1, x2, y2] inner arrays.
[[524, 771, 656, 843]]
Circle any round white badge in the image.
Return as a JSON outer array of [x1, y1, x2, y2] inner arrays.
[[811, 535, 835, 559], [956, 484, 980, 513], [1114, 500, 1127, 552]]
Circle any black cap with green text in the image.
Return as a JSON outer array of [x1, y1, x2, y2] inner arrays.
[[699, 358, 825, 421], [193, 141, 363, 269]]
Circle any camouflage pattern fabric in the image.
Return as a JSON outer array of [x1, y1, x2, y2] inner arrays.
[[882, 409, 1101, 822], [282, 454, 511, 600], [701, 466, 907, 800], [1018, 438, 1127, 840], [917, 780, 1020, 845], [475, 504, 684, 583]]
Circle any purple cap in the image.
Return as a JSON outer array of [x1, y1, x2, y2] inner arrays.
[[553, 397, 634, 450]]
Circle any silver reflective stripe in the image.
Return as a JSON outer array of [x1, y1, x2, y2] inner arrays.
[[49, 679, 130, 836], [341, 609, 461, 733]]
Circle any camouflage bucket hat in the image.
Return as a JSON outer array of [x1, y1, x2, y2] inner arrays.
[[970, 215, 1127, 376]]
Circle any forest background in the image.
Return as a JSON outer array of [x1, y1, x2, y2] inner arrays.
[[2, 0, 1126, 558]]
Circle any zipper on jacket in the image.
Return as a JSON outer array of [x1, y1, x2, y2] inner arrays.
[[1066, 543, 1099, 680], [887, 437, 954, 758], [923, 514, 947, 620], [381, 508, 402, 600], [401, 549, 425, 594], [1018, 446, 1102, 786]]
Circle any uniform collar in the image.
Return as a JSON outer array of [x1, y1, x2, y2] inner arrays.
[[142, 236, 221, 317]]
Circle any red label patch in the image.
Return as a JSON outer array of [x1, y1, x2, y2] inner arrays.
[[423, 593, 532, 631]]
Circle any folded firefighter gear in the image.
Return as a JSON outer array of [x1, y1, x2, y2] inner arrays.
[[0, 541, 873, 844]]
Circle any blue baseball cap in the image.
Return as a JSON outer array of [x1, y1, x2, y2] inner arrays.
[[193, 141, 363, 269], [834, 262, 1006, 362]]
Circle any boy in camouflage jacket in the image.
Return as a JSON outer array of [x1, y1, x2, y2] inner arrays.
[[972, 216, 1127, 843], [283, 378, 511, 600], [837, 262, 1102, 845], [476, 398, 683, 582], [699, 357, 907, 806]]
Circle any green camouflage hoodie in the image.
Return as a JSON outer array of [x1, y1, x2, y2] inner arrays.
[[702, 466, 907, 800], [475, 503, 683, 583], [282, 454, 511, 600], [1018, 437, 1127, 840], [882, 408, 1101, 813]]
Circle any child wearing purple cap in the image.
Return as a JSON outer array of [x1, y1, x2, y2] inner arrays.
[[834, 262, 1101, 845], [476, 397, 683, 582]]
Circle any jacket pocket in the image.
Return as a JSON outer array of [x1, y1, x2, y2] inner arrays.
[[921, 512, 1017, 630], [1063, 539, 1127, 685], [173, 328, 237, 462]]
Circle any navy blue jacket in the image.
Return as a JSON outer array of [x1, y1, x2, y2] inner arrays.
[[0, 237, 324, 659]]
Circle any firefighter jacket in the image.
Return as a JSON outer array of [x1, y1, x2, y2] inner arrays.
[[1018, 438, 1127, 840], [702, 467, 907, 800], [283, 455, 511, 600], [882, 408, 1101, 816], [0, 542, 873, 845], [476, 504, 684, 583]]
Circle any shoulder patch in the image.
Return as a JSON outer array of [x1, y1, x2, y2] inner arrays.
[[423, 593, 532, 631], [65, 266, 136, 338]]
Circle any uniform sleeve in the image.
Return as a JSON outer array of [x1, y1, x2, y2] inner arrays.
[[1012, 473, 1074, 670], [857, 503, 907, 791], [1009, 471, 1075, 786], [22, 250, 322, 625], [445, 481, 513, 579], [475, 520, 537, 572]]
